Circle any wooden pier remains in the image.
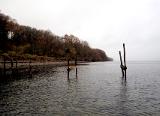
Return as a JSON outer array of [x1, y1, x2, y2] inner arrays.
[[119, 43, 127, 80], [66, 58, 78, 80], [0, 57, 33, 78]]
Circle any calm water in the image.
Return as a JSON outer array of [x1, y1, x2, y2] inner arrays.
[[1, 61, 160, 115]]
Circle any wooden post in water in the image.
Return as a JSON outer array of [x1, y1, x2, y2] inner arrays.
[[75, 56, 78, 78], [29, 59, 32, 76], [76, 68, 77, 78], [11, 58, 13, 68], [11, 58, 13, 76], [119, 51, 124, 77], [123, 43, 127, 80], [75, 55, 77, 66], [15, 59, 18, 75], [16, 60, 17, 69], [3, 56, 6, 76], [119, 43, 127, 80], [67, 59, 70, 80]]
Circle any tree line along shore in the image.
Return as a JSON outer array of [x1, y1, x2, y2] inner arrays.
[[0, 12, 113, 64]]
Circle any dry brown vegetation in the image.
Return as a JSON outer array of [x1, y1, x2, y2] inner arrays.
[[0, 12, 113, 62]]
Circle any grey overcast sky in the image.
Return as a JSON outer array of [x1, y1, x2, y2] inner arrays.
[[0, 0, 160, 61]]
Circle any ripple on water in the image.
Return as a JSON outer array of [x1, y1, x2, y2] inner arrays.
[[1, 61, 160, 115]]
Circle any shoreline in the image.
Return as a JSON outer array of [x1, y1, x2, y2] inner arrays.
[[0, 61, 89, 79], [0, 60, 89, 68]]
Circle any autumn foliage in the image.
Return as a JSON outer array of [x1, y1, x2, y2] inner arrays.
[[0, 12, 113, 61]]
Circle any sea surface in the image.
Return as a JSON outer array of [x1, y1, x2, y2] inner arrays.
[[1, 61, 160, 115]]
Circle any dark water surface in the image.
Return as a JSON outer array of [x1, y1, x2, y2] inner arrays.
[[1, 61, 160, 115]]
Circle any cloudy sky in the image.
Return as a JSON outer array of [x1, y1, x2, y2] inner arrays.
[[0, 0, 160, 61]]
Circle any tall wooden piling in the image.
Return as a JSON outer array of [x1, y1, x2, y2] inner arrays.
[[11, 58, 13, 75], [67, 59, 70, 80], [76, 67, 78, 78], [119, 51, 124, 77], [15, 59, 18, 74], [119, 43, 127, 80], [75, 56, 78, 78], [123, 43, 126, 67], [3, 56, 6, 76], [11, 58, 13, 68], [29, 59, 32, 76], [16, 60, 17, 69], [123, 43, 127, 80], [75, 56, 77, 66]]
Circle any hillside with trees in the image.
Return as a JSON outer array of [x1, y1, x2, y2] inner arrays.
[[0, 12, 113, 62]]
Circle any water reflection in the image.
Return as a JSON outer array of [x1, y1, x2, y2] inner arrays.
[[118, 79, 130, 115]]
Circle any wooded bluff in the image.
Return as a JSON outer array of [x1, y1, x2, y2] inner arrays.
[[0, 12, 113, 61]]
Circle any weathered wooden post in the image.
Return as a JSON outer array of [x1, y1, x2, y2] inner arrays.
[[16, 59, 17, 69], [15, 59, 18, 75], [119, 43, 127, 80], [29, 58, 32, 76], [75, 56, 77, 66], [123, 43, 127, 80], [3, 56, 6, 76], [75, 56, 78, 78], [119, 51, 124, 77], [75, 64, 78, 78], [11, 58, 13, 76], [67, 59, 70, 80], [65, 47, 70, 81], [11, 58, 13, 68]]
